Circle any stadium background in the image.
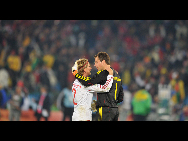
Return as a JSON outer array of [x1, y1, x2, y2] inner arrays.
[[0, 20, 188, 121]]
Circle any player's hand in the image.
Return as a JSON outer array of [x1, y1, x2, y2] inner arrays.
[[115, 70, 118, 74], [105, 65, 113, 75], [91, 100, 97, 112]]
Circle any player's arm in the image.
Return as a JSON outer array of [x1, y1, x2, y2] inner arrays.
[[73, 70, 109, 86], [117, 80, 124, 103], [85, 75, 113, 92]]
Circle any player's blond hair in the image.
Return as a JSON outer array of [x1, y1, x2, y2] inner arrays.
[[76, 58, 88, 76]]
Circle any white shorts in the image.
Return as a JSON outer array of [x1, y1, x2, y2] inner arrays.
[[72, 107, 92, 121]]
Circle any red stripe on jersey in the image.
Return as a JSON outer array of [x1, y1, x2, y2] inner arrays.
[[102, 77, 112, 89]]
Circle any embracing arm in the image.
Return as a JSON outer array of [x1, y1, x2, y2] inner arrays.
[[73, 70, 109, 86], [85, 75, 114, 92]]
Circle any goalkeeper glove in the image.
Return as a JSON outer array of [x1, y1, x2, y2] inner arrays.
[[72, 62, 78, 76], [91, 100, 97, 112]]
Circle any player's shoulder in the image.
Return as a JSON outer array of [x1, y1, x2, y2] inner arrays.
[[112, 68, 122, 81], [113, 69, 121, 77], [73, 79, 82, 88]]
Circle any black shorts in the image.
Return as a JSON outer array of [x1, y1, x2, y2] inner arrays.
[[96, 107, 119, 121]]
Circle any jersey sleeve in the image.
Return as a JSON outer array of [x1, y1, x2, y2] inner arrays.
[[74, 70, 109, 86], [85, 75, 113, 92]]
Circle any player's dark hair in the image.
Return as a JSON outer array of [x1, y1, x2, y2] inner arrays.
[[94, 52, 110, 65]]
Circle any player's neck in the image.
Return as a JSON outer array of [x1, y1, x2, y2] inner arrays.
[[103, 64, 110, 70], [83, 73, 88, 77]]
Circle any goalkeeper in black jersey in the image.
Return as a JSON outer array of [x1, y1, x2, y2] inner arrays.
[[72, 52, 124, 121]]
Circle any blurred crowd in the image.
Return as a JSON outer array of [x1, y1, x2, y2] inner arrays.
[[0, 20, 188, 121]]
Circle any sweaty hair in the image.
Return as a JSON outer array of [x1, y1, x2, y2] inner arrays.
[[76, 58, 88, 76], [94, 52, 110, 65]]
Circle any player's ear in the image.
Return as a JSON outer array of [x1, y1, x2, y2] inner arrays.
[[83, 68, 86, 72], [102, 60, 105, 65], [101, 60, 104, 64]]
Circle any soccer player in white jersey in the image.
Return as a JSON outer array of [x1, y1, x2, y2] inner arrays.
[[72, 58, 113, 121]]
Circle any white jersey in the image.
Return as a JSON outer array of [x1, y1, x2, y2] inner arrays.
[[72, 75, 114, 121]]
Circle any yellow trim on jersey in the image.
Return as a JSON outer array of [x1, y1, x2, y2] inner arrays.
[[97, 70, 103, 75], [75, 73, 91, 81], [75, 70, 103, 82], [115, 83, 117, 100], [113, 77, 121, 81], [97, 71, 101, 74], [99, 107, 102, 121], [86, 77, 91, 81]]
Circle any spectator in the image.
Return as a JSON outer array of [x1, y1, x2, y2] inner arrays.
[[9, 86, 24, 121], [21, 88, 30, 111], [145, 77, 158, 100], [170, 71, 185, 104], [0, 85, 8, 109], [122, 67, 131, 86], [46, 67, 58, 90], [119, 85, 132, 121], [39, 64, 51, 91], [6, 50, 21, 88], [179, 105, 188, 121], [34, 85, 51, 121], [42, 51, 55, 69], [57, 64, 68, 89], [56, 83, 74, 121], [131, 86, 152, 121], [175, 20, 187, 40], [181, 66, 188, 98], [170, 71, 185, 105], [0, 65, 9, 89], [0, 46, 6, 67], [22, 61, 36, 92]]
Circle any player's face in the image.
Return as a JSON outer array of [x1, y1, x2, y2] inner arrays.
[[84, 62, 92, 76], [15, 87, 22, 95], [94, 56, 103, 71], [40, 87, 46, 94]]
